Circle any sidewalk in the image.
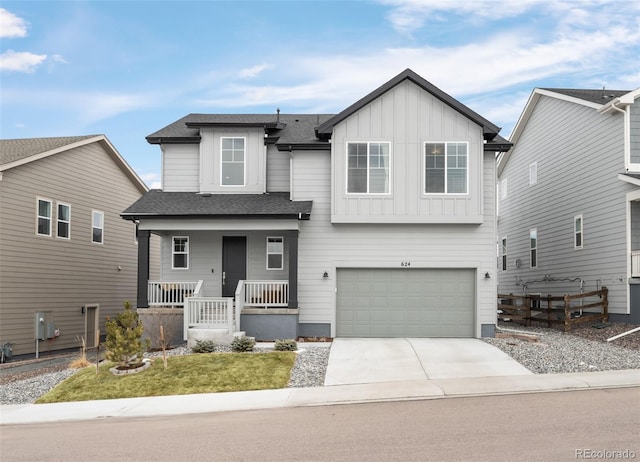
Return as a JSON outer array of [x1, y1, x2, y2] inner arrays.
[[2, 369, 638, 425]]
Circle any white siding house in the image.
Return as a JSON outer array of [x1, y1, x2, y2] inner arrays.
[[123, 69, 512, 341]]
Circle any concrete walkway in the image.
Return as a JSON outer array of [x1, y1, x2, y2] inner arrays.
[[1, 339, 639, 425]]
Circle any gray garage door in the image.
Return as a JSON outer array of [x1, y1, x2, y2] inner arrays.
[[337, 268, 475, 338]]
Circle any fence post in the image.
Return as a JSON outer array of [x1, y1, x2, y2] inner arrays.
[[564, 294, 571, 332], [547, 295, 552, 328], [183, 298, 190, 341], [602, 286, 609, 322]]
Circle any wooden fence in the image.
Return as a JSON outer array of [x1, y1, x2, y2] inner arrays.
[[497, 287, 608, 332]]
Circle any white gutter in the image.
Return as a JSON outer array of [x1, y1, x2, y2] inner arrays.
[[598, 97, 632, 171]]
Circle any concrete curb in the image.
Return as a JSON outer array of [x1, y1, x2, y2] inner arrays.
[[2, 369, 638, 425]]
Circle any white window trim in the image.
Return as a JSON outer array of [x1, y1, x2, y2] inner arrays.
[[345, 141, 392, 195], [172, 236, 189, 270], [574, 214, 583, 250], [92, 210, 104, 244], [220, 136, 247, 187], [529, 162, 538, 185], [57, 202, 71, 240], [530, 228, 537, 268], [501, 236, 508, 271], [266, 236, 284, 271], [36, 197, 52, 237], [423, 141, 469, 195]]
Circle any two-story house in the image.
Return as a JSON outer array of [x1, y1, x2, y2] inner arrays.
[[122, 69, 512, 342], [0, 135, 158, 357], [497, 87, 640, 324]]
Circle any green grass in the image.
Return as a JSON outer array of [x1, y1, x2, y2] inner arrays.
[[36, 352, 296, 404]]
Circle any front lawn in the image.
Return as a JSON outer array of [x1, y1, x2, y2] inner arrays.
[[36, 352, 296, 404]]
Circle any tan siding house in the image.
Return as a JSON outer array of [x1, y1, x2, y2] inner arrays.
[[0, 135, 158, 356]]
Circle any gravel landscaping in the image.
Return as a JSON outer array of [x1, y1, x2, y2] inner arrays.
[[1, 322, 638, 405]]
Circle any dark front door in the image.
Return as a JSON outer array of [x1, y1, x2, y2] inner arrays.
[[222, 236, 247, 297]]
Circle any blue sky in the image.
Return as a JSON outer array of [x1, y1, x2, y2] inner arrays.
[[1, 1, 638, 188]]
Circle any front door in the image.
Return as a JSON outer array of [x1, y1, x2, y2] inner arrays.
[[222, 236, 247, 297]]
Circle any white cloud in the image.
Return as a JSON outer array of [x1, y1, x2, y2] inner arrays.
[[0, 50, 47, 72], [0, 8, 28, 38], [140, 172, 161, 189], [239, 64, 272, 79], [51, 54, 68, 64]]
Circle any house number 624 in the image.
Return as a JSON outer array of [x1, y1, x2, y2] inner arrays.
[[400, 261, 411, 267]]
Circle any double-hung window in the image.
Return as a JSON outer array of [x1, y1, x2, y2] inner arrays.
[[221, 137, 245, 186], [36, 198, 52, 236], [266, 237, 284, 270], [57, 203, 70, 239], [425, 142, 468, 194], [501, 237, 507, 271], [172, 236, 189, 269], [574, 215, 583, 249], [530, 228, 537, 268], [347, 142, 390, 194], [92, 211, 104, 244]]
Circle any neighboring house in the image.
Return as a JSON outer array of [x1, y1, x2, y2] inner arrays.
[[122, 69, 512, 342], [497, 87, 640, 323], [0, 135, 158, 356]]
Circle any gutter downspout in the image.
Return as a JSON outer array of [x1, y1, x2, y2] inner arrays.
[[607, 100, 630, 171]]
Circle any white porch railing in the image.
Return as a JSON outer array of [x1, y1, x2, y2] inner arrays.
[[240, 280, 289, 308], [184, 297, 234, 341], [632, 251, 640, 278], [148, 281, 199, 307]]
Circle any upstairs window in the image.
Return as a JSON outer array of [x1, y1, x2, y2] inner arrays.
[[36, 198, 52, 236], [347, 142, 390, 194], [574, 215, 583, 249], [425, 142, 468, 194], [57, 203, 70, 239], [92, 210, 104, 244], [172, 236, 189, 269], [529, 162, 538, 185], [221, 137, 245, 186], [530, 228, 537, 268], [501, 237, 507, 271], [266, 237, 284, 270]]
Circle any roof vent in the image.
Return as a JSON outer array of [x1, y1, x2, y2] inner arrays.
[[276, 108, 280, 123]]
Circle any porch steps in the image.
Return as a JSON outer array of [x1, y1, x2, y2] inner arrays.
[[187, 328, 250, 348]]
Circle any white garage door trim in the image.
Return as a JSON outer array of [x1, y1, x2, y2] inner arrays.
[[336, 268, 475, 338]]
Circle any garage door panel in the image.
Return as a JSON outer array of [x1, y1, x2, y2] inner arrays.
[[337, 268, 475, 338]]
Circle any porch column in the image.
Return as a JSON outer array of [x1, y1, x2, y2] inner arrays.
[[287, 230, 299, 309], [137, 229, 150, 308]]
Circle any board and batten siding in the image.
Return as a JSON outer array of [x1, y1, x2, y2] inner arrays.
[[162, 144, 199, 192], [199, 127, 266, 194], [292, 148, 498, 338], [0, 142, 153, 356], [157, 230, 289, 297], [331, 80, 484, 224], [497, 95, 635, 315]]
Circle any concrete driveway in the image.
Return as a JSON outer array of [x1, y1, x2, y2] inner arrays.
[[324, 338, 533, 386]]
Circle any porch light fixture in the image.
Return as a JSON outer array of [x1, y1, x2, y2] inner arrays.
[[484, 272, 491, 279], [323, 271, 329, 279]]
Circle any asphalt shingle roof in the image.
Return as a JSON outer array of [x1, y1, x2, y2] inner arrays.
[[0, 135, 98, 165], [542, 88, 630, 105], [122, 191, 312, 219]]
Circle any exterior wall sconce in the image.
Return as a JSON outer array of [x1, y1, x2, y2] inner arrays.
[[323, 271, 329, 279], [484, 272, 491, 279]]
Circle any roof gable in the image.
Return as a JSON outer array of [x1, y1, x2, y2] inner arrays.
[[0, 135, 148, 193], [316, 68, 502, 141], [498, 86, 632, 176]]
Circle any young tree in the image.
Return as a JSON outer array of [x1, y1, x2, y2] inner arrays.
[[104, 301, 149, 369]]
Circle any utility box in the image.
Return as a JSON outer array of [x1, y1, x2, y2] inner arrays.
[[46, 322, 57, 339], [35, 312, 46, 340]]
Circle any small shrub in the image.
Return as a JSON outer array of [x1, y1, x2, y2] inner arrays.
[[231, 335, 255, 352], [191, 339, 216, 354], [104, 301, 150, 369], [274, 339, 297, 351]]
